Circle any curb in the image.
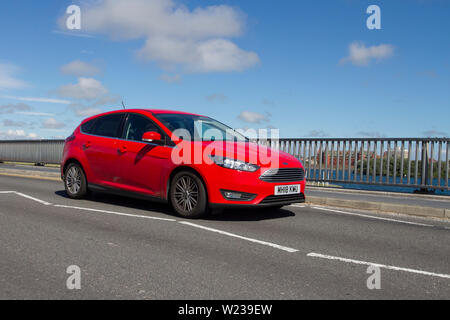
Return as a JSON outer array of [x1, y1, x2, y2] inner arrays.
[[306, 196, 448, 219], [0, 172, 61, 182], [306, 185, 450, 201], [0, 169, 61, 181]]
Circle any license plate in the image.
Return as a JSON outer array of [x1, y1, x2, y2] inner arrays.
[[274, 184, 300, 196]]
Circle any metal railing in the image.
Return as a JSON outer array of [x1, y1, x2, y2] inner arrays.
[[1, 138, 449, 191], [0, 140, 65, 165], [259, 138, 450, 191]]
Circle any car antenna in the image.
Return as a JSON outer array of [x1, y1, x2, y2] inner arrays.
[[121, 100, 126, 109]]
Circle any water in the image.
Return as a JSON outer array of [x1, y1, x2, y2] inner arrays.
[[307, 170, 450, 196]]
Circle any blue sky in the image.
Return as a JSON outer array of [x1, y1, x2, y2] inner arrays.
[[0, 0, 449, 139]]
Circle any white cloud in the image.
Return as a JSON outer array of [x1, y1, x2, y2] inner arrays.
[[261, 99, 275, 106], [307, 130, 329, 138], [206, 93, 228, 102], [356, 131, 384, 138], [1, 119, 27, 127], [52, 30, 96, 38], [138, 38, 259, 72], [68, 103, 102, 117], [238, 111, 270, 124], [59, 0, 259, 73], [61, 60, 101, 77], [0, 95, 71, 104], [16, 111, 55, 116], [340, 42, 394, 66], [92, 94, 120, 106], [0, 129, 38, 140], [42, 118, 65, 129], [0, 63, 28, 90], [76, 108, 101, 117], [423, 130, 447, 137], [57, 78, 109, 100], [159, 74, 182, 84], [0, 103, 32, 114]]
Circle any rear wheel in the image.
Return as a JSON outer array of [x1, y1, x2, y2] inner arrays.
[[64, 163, 87, 199], [170, 171, 208, 218]]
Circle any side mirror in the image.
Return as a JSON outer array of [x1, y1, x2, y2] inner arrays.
[[142, 131, 162, 143]]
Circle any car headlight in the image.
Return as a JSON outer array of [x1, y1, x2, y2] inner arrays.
[[210, 155, 260, 172]]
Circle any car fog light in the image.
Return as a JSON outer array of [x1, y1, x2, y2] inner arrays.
[[220, 189, 257, 201]]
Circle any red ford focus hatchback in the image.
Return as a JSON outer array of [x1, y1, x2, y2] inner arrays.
[[61, 109, 306, 218]]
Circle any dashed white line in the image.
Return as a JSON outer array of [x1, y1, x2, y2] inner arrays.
[[290, 204, 306, 208], [310, 205, 434, 227], [53, 204, 177, 222], [307, 252, 450, 279], [179, 221, 299, 253]]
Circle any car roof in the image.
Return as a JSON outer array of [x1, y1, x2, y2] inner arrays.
[[81, 108, 203, 124]]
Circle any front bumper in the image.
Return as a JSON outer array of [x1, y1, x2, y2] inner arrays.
[[203, 166, 305, 207], [210, 192, 305, 208]]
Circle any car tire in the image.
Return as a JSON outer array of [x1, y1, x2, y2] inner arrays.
[[170, 171, 208, 219], [64, 163, 88, 199]]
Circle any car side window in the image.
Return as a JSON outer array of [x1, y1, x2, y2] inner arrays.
[[122, 114, 163, 142], [90, 114, 124, 138], [80, 119, 96, 134]]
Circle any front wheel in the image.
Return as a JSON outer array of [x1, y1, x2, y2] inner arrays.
[[64, 163, 87, 199], [170, 171, 208, 218]]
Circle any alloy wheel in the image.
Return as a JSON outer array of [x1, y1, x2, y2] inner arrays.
[[174, 176, 199, 212], [66, 166, 82, 195]]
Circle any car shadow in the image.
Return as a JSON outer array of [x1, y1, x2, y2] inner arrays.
[[54, 190, 296, 222], [208, 208, 295, 221]]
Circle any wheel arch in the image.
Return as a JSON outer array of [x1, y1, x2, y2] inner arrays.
[[166, 166, 209, 203], [63, 158, 86, 179]]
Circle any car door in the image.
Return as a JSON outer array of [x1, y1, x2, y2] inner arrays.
[[115, 113, 172, 198], [82, 113, 125, 187]]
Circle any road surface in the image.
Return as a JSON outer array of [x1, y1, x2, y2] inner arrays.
[[0, 175, 449, 299]]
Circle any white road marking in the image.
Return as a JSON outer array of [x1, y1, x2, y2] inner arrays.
[[310, 205, 433, 227], [307, 252, 450, 279], [1, 191, 298, 252], [53, 204, 177, 222], [290, 204, 306, 208], [14, 192, 53, 206], [179, 221, 299, 253], [2, 190, 446, 257], [0, 191, 52, 205]]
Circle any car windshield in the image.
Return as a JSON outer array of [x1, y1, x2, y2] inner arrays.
[[154, 113, 248, 142]]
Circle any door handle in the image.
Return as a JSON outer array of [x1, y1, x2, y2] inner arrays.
[[83, 141, 91, 149], [118, 146, 127, 154]]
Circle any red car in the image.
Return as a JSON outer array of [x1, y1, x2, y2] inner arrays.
[[61, 109, 306, 218]]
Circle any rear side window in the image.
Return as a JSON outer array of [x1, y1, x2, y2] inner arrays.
[[90, 114, 125, 138], [80, 119, 96, 134]]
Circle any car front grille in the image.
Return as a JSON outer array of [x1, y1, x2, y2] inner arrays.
[[259, 168, 305, 183], [260, 193, 305, 204]]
